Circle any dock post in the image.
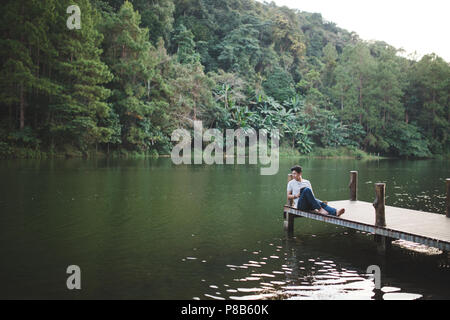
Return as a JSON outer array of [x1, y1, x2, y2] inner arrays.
[[375, 234, 392, 254], [446, 178, 450, 218], [349, 171, 358, 201], [373, 183, 386, 227], [287, 174, 294, 207], [373, 183, 392, 254], [284, 174, 294, 220], [284, 212, 295, 234]]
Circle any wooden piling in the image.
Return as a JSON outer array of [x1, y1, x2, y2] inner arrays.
[[284, 174, 293, 221], [374, 234, 392, 253], [284, 213, 295, 233], [446, 178, 450, 218], [349, 171, 358, 201], [373, 183, 391, 254], [373, 183, 386, 227], [287, 174, 294, 207]]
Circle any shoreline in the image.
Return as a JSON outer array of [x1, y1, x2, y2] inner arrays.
[[1, 153, 447, 161], [1, 145, 448, 161]]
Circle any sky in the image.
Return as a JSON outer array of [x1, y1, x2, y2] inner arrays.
[[256, 0, 450, 62]]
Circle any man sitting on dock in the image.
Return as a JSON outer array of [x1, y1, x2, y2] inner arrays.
[[287, 165, 345, 217]]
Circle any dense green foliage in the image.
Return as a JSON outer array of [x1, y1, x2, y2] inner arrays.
[[1, 0, 449, 158]]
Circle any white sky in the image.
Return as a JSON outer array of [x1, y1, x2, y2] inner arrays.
[[256, 0, 450, 62]]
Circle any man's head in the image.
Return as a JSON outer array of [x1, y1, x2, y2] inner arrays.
[[290, 165, 302, 181]]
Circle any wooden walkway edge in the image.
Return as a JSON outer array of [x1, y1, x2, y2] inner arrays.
[[283, 201, 450, 251]]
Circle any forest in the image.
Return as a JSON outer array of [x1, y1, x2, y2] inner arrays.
[[0, 0, 449, 159]]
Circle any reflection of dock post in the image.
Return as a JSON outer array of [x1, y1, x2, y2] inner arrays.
[[372, 289, 383, 300], [446, 178, 450, 218], [373, 183, 392, 253], [349, 171, 358, 201]]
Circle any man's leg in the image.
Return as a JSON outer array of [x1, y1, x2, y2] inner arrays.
[[298, 188, 345, 216], [319, 202, 345, 217], [319, 202, 337, 216], [297, 188, 321, 211]]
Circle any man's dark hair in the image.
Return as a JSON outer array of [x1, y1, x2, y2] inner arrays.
[[290, 165, 302, 173]]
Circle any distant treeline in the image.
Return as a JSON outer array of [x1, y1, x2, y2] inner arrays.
[[0, 0, 449, 158]]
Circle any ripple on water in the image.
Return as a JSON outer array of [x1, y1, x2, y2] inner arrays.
[[204, 294, 225, 300], [243, 263, 261, 268], [272, 271, 284, 274], [237, 287, 264, 293], [251, 273, 275, 278], [260, 282, 273, 287], [229, 293, 278, 300], [383, 293, 422, 300], [245, 277, 261, 281], [270, 281, 286, 285], [381, 286, 401, 293]]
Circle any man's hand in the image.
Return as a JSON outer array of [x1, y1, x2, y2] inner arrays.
[[289, 193, 300, 199], [287, 192, 300, 200]]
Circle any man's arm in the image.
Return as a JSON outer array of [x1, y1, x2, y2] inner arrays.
[[287, 190, 297, 200], [287, 188, 300, 200], [287, 190, 299, 208], [287, 183, 294, 201]]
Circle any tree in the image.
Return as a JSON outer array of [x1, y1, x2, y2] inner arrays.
[[171, 24, 201, 65], [407, 54, 450, 153], [169, 61, 215, 125], [216, 24, 262, 76], [331, 43, 377, 149], [102, 1, 154, 151], [0, 0, 58, 132], [263, 66, 295, 102], [322, 42, 338, 88], [49, 0, 113, 152]]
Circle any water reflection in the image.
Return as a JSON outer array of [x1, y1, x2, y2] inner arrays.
[[189, 234, 427, 300]]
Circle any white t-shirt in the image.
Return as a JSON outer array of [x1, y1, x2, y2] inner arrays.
[[287, 179, 314, 208]]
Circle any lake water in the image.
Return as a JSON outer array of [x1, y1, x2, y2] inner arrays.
[[0, 158, 449, 299]]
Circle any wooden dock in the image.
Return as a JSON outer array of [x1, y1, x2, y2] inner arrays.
[[283, 172, 450, 252]]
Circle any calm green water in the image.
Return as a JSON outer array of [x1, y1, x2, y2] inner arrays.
[[0, 158, 449, 299]]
